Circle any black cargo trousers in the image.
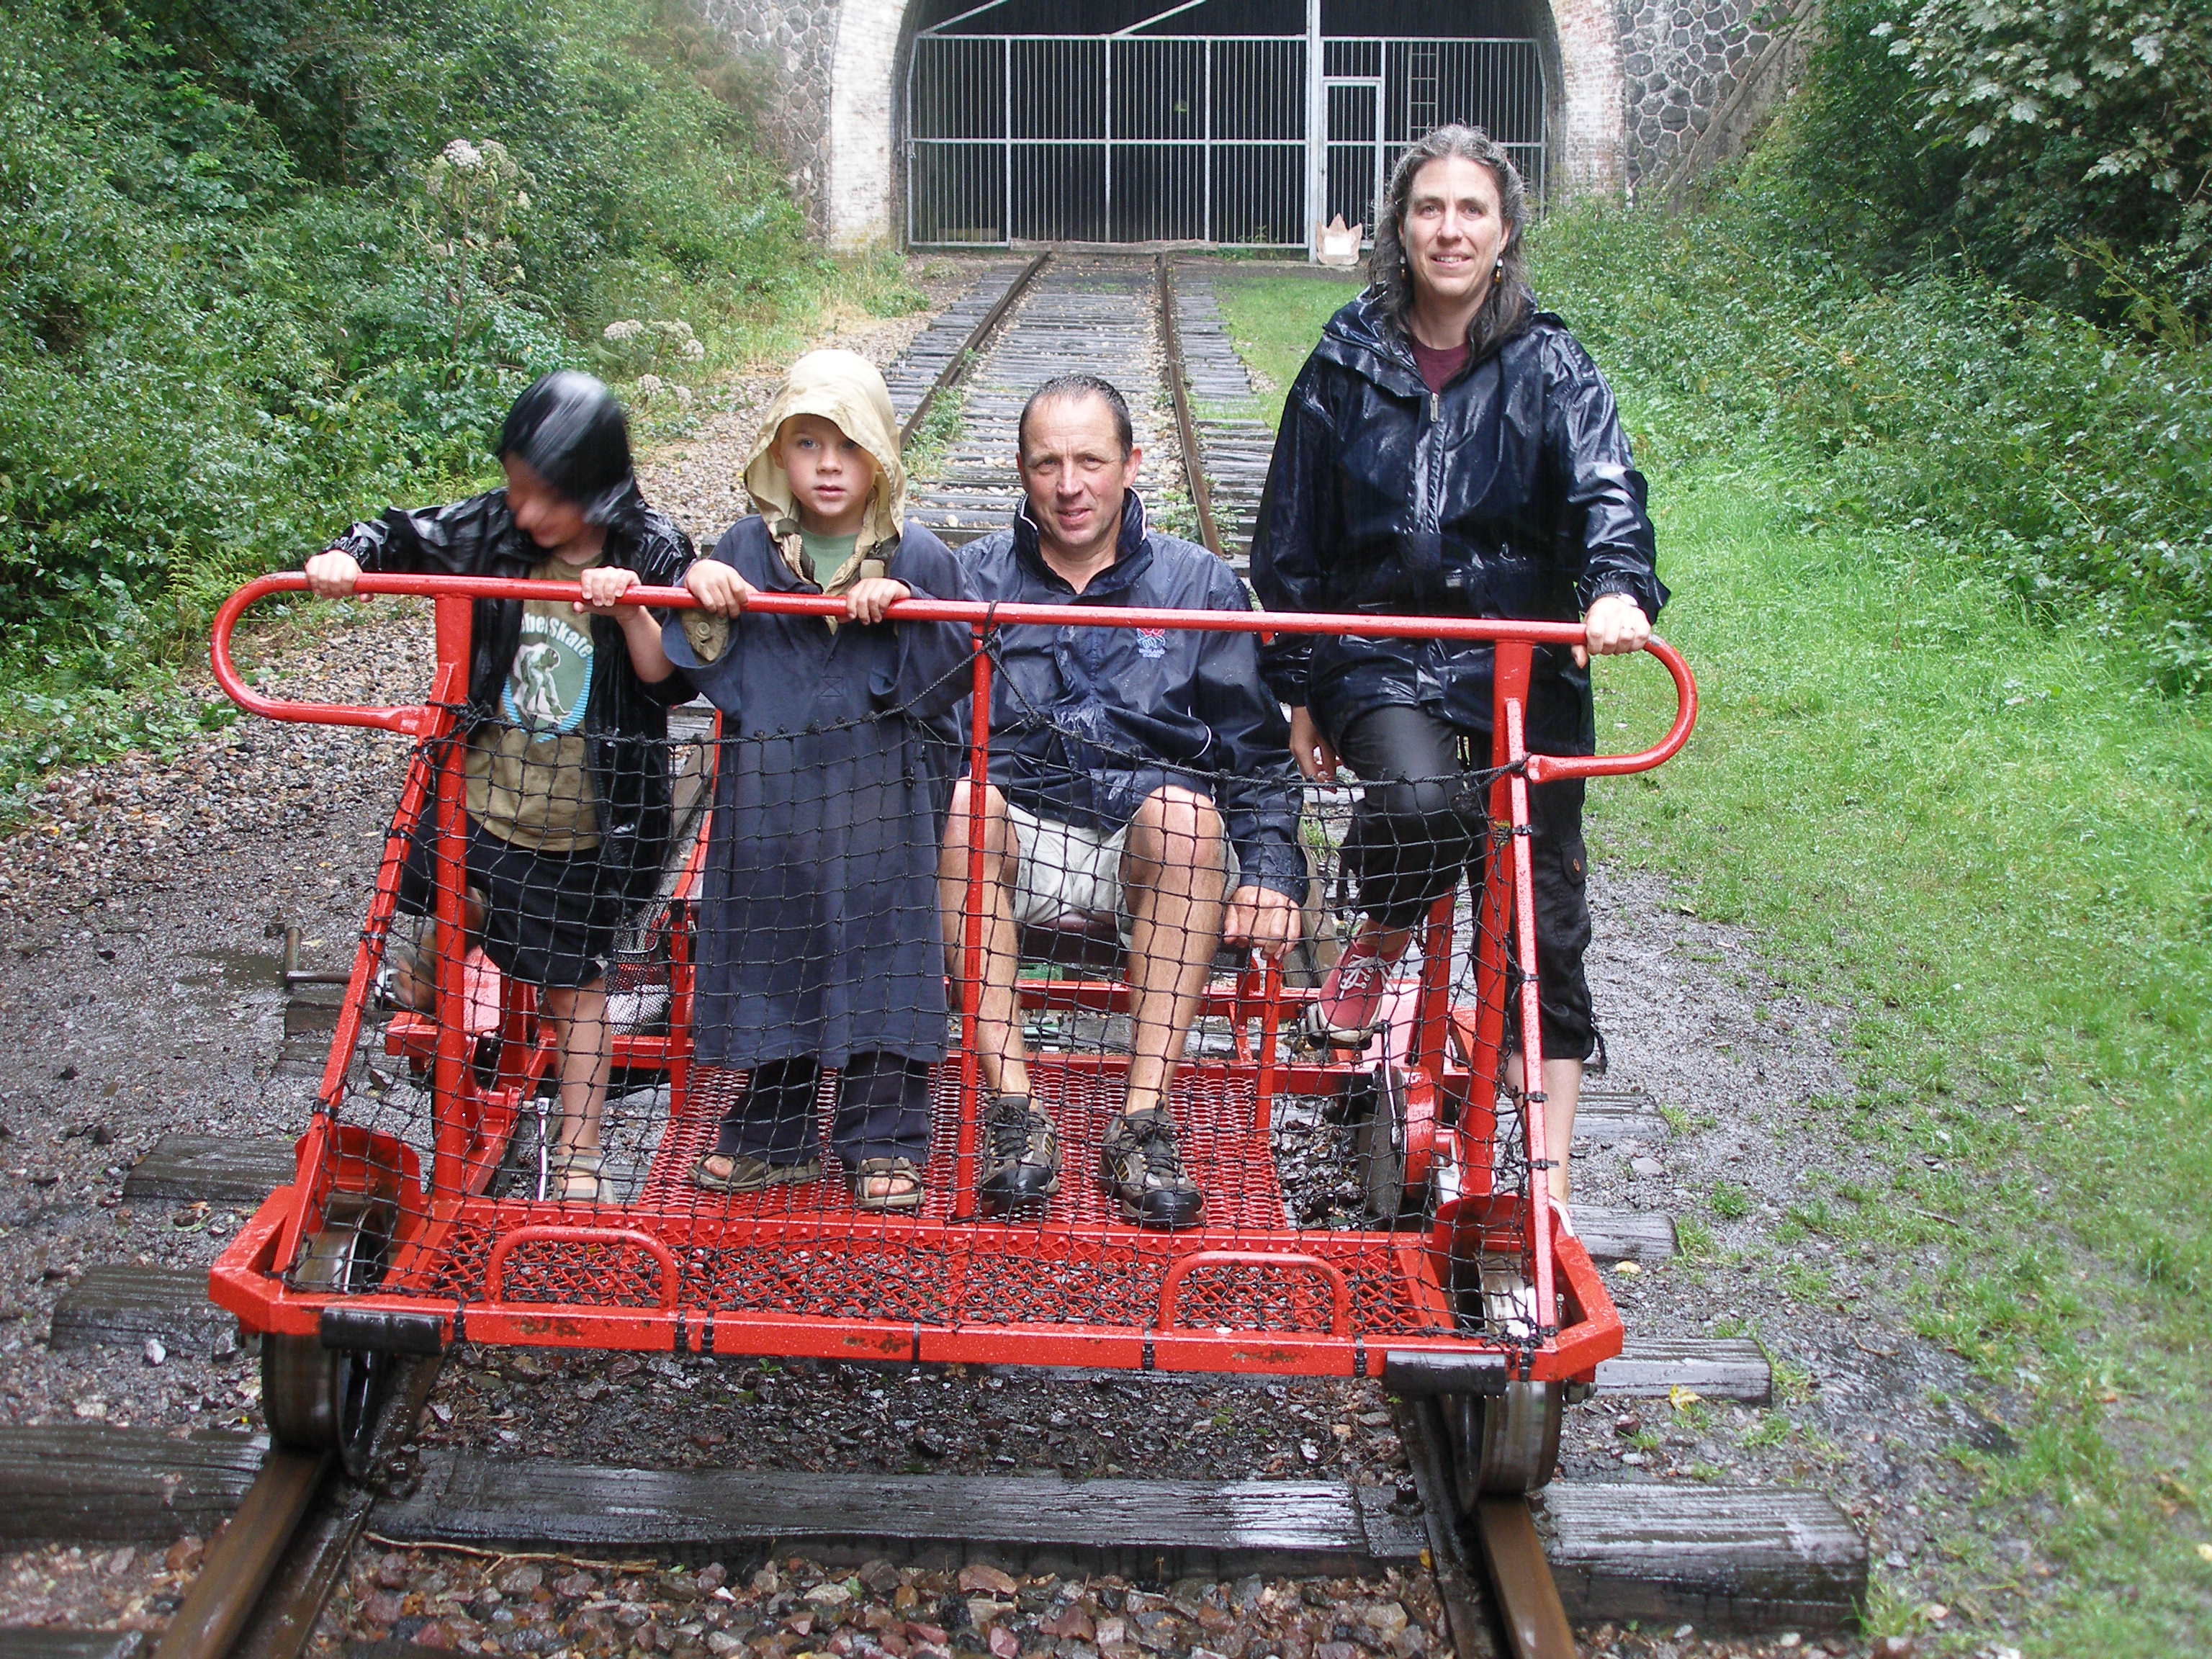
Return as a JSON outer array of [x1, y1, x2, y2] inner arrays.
[[1336, 703, 1598, 1065]]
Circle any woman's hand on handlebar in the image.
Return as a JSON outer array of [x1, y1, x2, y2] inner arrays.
[[304, 549, 361, 599], [1287, 706, 1339, 782], [1576, 593, 1650, 667]]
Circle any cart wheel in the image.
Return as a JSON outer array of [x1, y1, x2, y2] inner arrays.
[[1353, 1066, 1419, 1223], [1448, 1380, 1564, 1501], [262, 1208, 390, 1475], [1445, 1257, 1564, 1499]]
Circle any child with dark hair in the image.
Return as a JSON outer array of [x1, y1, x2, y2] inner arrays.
[[670, 350, 971, 1211], [305, 371, 695, 1204]]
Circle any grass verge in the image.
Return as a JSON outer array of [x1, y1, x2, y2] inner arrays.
[[1212, 255, 2212, 1653]]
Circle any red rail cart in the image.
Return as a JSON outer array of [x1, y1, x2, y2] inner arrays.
[[207, 575, 1695, 1495]]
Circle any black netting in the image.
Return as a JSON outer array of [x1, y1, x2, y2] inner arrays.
[[276, 614, 1577, 1364]]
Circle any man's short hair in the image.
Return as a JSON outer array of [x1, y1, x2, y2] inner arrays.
[[1018, 374, 1134, 459]]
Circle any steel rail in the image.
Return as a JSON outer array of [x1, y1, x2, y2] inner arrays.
[[1472, 1498, 1578, 1659], [1394, 1396, 1503, 1659], [151, 1449, 331, 1659], [897, 250, 1051, 450], [1397, 1395, 1578, 1659], [1154, 253, 1226, 559], [151, 1357, 444, 1659]]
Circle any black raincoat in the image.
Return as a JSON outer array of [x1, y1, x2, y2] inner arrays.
[[330, 498, 696, 908], [961, 494, 1306, 904], [1250, 291, 1667, 757]]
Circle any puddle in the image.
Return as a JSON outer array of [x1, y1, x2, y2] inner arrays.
[[173, 945, 282, 992]]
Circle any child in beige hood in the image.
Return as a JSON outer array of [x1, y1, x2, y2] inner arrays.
[[670, 351, 974, 1212], [683, 349, 912, 640]]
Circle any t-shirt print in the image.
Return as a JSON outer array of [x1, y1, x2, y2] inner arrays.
[[504, 605, 596, 738]]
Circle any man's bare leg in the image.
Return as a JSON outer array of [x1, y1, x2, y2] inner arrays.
[[939, 781, 1061, 1210], [1118, 786, 1230, 1117], [937, 779, 1030, 1100], [1097, 787, 1226, 1229]]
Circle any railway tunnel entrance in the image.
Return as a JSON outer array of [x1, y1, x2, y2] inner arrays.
[[902, 0, 1555, 248]]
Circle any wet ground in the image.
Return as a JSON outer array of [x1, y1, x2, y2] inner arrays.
[[0, 260, 2041, 1658]]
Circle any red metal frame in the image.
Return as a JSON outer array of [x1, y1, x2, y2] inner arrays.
[[208, 574, 1695, 1381]]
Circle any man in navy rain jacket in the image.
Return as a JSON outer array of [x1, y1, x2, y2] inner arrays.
[[943, 374, 1303, 1229]]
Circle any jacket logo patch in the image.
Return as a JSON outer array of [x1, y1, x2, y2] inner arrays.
[[1136, 627, 1166, 659]]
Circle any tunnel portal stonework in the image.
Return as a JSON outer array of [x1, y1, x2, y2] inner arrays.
[[703, 0, 1808, 247]]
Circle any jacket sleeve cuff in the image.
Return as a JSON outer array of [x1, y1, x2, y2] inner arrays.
[[1233, 842, 1310, 905]]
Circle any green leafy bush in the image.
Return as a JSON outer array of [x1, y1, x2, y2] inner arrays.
[[0, 0, 889, 790], [1782, 0, 2211, 325]]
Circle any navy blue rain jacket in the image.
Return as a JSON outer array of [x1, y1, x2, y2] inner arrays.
[[961, 494, 1305, 904], [1250, 290, 1667, 757]]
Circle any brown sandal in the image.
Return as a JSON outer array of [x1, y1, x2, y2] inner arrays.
[[547, 1148, 616, 1205], [848, 1156, 925, 1213]]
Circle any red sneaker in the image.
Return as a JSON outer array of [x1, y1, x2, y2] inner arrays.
[[1303, 930, 1395, 1045]]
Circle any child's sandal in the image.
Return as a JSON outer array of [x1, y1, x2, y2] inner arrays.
[[693, 1152, 822, 1193], [848, 1156, 925, 1213], [549, 1148, 616, 1205]]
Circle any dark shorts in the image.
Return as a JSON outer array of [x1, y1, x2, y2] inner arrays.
[[1335, 703, 1598, 1064], [398, 816, 620, 990]]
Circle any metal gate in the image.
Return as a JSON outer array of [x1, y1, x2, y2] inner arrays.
[[906, 31, 1546, 248]]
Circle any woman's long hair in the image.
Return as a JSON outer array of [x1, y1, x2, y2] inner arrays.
[[1369, 125, 1532, 361]]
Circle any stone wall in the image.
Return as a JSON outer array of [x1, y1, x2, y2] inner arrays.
[[696, 0, 841, 213], [1613, 0, 1813, 192]]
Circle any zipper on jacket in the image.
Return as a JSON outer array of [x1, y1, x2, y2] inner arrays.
[[1429, 391, 1439, 422]]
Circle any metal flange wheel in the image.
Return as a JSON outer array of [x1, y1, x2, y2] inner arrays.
[[262, 1205, 390, 1474], [1446, 1258, 1564, 1501]]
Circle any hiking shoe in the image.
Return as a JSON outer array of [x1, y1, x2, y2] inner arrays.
[[1303, 929, 1395, 1046], [1097, 1107, 1204, 1230], [978, 1093, 1060, 1210]]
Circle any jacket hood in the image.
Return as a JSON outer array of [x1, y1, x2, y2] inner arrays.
[[742, 350, 907, 590], [498, 372, 642, 528]]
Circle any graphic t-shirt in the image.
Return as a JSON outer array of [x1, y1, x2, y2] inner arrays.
[[467, 553, 602, 852]]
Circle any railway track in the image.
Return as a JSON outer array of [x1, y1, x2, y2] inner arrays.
[[4, 260, 1863, 1659]]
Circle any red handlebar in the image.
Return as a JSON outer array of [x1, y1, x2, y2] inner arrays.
[[212, 573, 1696, 775]]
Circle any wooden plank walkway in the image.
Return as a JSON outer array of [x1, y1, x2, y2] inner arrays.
[[1539, 1483, 1866, 1632], [904, 258, 1170, 546], [1165, 263, 1276, 570], [48, 1264, 238, 1359], [0, 1632, 144, 1659]]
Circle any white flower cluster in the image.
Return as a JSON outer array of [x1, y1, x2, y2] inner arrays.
[[441, 138, 484, 171], [630, 374, 695, 407], [602, 318, 706, 361]]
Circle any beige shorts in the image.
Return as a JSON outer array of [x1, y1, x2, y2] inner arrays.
[[1004, 801, 1238, 942]]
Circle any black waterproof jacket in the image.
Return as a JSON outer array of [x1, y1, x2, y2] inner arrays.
[[331, 492, 696, 904], [1250, 290, 1667, 757], [961, 493, 1305, 904]]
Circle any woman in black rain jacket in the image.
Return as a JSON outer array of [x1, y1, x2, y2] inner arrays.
[[1250, 125, 1667, 1220]]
